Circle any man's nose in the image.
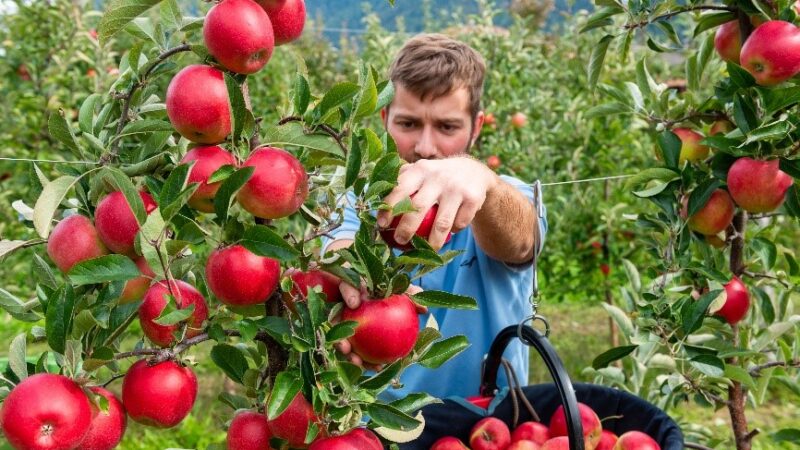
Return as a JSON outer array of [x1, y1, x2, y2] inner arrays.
[[414, 126, 438, 159]]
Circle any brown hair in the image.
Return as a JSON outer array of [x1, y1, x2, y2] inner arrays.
[[388, 33, 486, 119]]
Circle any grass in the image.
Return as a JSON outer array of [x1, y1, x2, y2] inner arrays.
[[1, 302, 798, 449]]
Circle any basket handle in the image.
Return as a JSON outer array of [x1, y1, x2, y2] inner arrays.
[[479, 324, 585, 450]]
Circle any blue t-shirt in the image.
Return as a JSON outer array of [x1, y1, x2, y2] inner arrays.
[[322, 175, 548, 401]]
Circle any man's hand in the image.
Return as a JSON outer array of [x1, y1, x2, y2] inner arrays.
[[334, 282, 427, 370], [376, 157, 499, 250]]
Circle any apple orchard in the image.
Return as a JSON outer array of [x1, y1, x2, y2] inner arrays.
[[0, 0, 799, 449]]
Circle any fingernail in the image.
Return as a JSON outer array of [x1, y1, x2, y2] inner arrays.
[[377, 217, 388, 228]]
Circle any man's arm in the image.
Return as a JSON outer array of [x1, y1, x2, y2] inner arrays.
[[472, 178, 538, 264]]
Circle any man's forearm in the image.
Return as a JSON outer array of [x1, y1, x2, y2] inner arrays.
[[472, 180, 537, 264]]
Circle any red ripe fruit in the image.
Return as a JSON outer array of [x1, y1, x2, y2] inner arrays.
[[257, 0, 306, 45], [227, 411, 273, 450], [94, 191, 158, 256], [166, 65, 231, 144], [204, 0, 274, 74], [122, 359, 198, 428], [79, 387, 127, 450], [237, 147, 308, 219], [180, 145, 238, 213], [139, 280, 209, 347], [206, 244, 281, 306], [341, 294, 420, 365], [46, 214, 109, 273]]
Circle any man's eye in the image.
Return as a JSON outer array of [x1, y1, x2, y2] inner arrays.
[[440, 124, 457, 132], [399, 121, 415, 128]]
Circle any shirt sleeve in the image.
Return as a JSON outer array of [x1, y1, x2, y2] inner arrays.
[[498, 175, 548, 260], [320, 190, 361, 254]]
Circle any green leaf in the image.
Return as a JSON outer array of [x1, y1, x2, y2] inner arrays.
[[724, 364, 757, 390], [159, 162, 192, 211], [761, 86, 800, 115], [266, 371, 303, 419], [601, 303, 634, 337], [46, 287, 76, 354], [389, 393, 442, 415], [657, 131, 681, 169], [584, 102, 630, 119], [370, 153, 402, 185], [588, 35, 614, 92], [580, 6, 622, 33], [68, 255, 141, 286], [354, 237, 385, 292], [411, 291, 477, 310], [743, 119, 791, 145], [79, 94, 102, 135], [159, 0, 181, 31], [772, 429, 800, 443], [207, 164, 237, 185], [100, 167, 147, 224], [784, 184, 800, 218], [326, 321, 357, 342], [98, 0, 164, 44], [263, 122, 344, 158], [592, 345, 637, 369], [214, 166, 254, 221], [366, 403, 421, 431], [115, 120, 174, 141], [48, 110, 81, 156], [365, 181, 396, 201], [0, 288, 40, 322], [360, 362, 402, 391], [683, 289, 723, 334], [689, 354, 725, 377], [153, 301, 194, 326], [345, 137, 363, 189], [751, 237, 777, 270], [0, 240, 36, 260], [9, 333, 28, 381], [225, 73, 246, 143], [353, 63, 378, 121], [34, 176, 79, 239], [693, 13, 736, 37], [417, 335, 469, 368], [687, 179, 722, 218], [728, 63, 757, 89], [375, 80, 395, 111], [292, 73, 311, 116], [733, 94, 758, 133], [314, 82, 359, 118], [210, 344, 249, 384], [240, 225, 300, 261]]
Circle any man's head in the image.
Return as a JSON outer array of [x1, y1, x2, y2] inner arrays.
[[382, 33, 486, 162]]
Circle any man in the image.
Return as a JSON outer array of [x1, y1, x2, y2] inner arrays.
[[324, 34, 547, 400]]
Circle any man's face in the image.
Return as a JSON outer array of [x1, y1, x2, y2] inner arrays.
[[382, 84, 484, 162]]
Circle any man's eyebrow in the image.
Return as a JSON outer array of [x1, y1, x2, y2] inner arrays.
[[392, 114, 420, 121]]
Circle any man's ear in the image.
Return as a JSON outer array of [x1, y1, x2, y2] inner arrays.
[[472, 111, 485, 143], [380, 108, 388, 125]]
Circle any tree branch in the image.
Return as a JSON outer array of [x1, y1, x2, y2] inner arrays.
[[749, 360, 800, 377], [624, 6, 736, 30], [113, 328, 273, 363]]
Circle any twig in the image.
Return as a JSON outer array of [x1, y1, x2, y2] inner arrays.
[[113, 329, 272, 363], [749, 360, 800, 377], [275, 116, 349, 156], [624, 6, 736, 30], [304, 222, 342, 242], [742, 271, 791, 289]]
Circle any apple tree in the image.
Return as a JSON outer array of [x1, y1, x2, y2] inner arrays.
[[581, 0, 800, 448], [0, 0, 478, 448]]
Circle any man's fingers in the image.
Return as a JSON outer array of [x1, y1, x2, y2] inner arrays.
[[334, 339, 352, 355], [393, 185, 439, 246], [405, 284, 428, 314], [339, 281, 362, 309], [377, 167, 424, 228], [427, 197, 458, 250]]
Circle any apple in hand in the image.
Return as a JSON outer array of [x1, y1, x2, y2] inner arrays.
[[614, 431, 661, 450], [713, 276, 750, 325], [740, 20, 800, 86], [727, 157, 793, 213], [206, 244, 281, 307], [683, 189, 735, 236], [256, 0, 306, 45], [122, 359, 197, 428], [430, 436, 470, 449], [166, 65, 231, 144], [79, 387, 127, 450], [672, 128, 709, 163], [548, 402, 602, 450], [379, 204, 452, 251], [139, 280, 209, 347], [0, 373, 92, 450], [512, 421, 549, 445], [238, 147, 308, 219], [470, 417, 512, 450], [341, 294, 420, 365], [227, 411, 272, 450], [94, 190, 158, 256], [46, 214, 108, 273], [180, 145, 237, 213], [204, 0, 274, 74]]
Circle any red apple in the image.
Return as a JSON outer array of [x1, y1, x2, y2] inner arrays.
[[466, 395, 494, 409], [88, 68, 97, 78], [541, 436, 570, 450], [166, 65, 231, 144], [484, 113, 496, 126], [512, 421, 549, 445], [379, 204, 452, 251], [341, 294, 420, 365], [206, 244, 281, 307], [180, 145, 238, 212], [709, 119, 734, 136], [17, 64, 31, 81], [79, 387, 127, 450], [286, 268, 343, 303], [548, 402, 602, 450], [257, 0, 306, 45], [122, 359, 197, 428], [507, 441, 542, 450], [88, 29, 98, 40], [714, 276, 750, 325], [95, 190, 158, 256], [511, 112, 527, 128], [684, 189, 735, 236], [714, 20, 742, 64], [139, 280, 209, 347], [227, 411, 272, 450], [672, 128, 709, 163], [0, 373, 92, 450], [727, 157, 793, 213], [597, 430, 619, 450], [469, 417, 512, 450], [487, 155, 501, 170], [46, 214, 109, 273], [430, 436, 470, 449], [308, 427, 382, 450], [600, 263, 611, 277], [267, 392, 318, 448], [614, 431, 660, 450], [740, 20, 800, 86], [237, 147, 308, 219], [204, 0, 274, 74], [119, 256, 155, 304]]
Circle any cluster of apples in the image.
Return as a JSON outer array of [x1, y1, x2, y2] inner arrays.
[[430, 402, 660, 450]]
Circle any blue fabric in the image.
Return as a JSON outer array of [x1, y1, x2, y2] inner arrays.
[[322, 175, 548, 401]]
